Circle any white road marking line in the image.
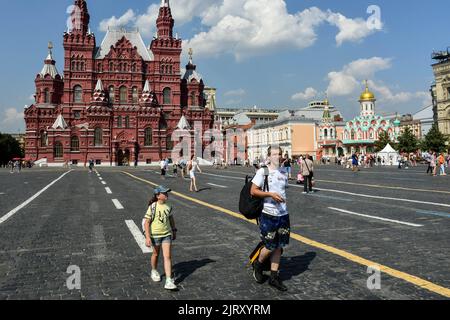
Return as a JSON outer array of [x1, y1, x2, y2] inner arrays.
[[0, 193, 5, 195], [101, 181, 107, 185], [99, 177, 103, 180], [112, 199, 124, 210], [92, 225, 108, 261], [328, 207, 423, 227], [125, 220, 153, 254], [0, 170, 73, 225], [105, 187, 112, 194], [207, 183, 228, 188], [203, 172, 450, 208]]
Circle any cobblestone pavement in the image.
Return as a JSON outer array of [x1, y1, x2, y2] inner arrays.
[[0, 165, 449, 300]]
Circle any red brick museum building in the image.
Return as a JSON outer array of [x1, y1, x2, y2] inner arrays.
[[24, 0, 214, 166]]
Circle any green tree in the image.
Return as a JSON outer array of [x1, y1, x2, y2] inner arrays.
[[397, 127, 418, 155], [421, 123, 447, 153], [0, 132, 24, 166], [374, 131, 393, 152]]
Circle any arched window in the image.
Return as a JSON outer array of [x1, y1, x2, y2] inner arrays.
[[80, 62, 84, 71], [132, 87, 138, 104], [125, 116, 130, 128], [71, 136, 80, 152], [109, 86, 115, 103], [74, 85, 83, 103], [109, 62, 114, 72], [54, 142, 63, 158], [94, 128, 103, 146], [76, 62, 80, 71], [72, 61, 76, 70], [351, 130, 355, 140], [324, 129, 328, 138], [120, 86, 128, 104], [169, 65, 173, 74], [330, 128, 334, 138], [144, 128, 153, 146], [44, 89, 50, 104], [163, 87, 171, 105], [132, 63, 136, 72], [40, 130, 47, 147], [190, 92, 197, 106], [97, 63, 102, 72], [117, 116, 122, 128]]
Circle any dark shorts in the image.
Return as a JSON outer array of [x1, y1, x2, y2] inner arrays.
[[258, 213, 290, 251]]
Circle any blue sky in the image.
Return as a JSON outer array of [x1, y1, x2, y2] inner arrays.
[[0, 0, 449, 133]]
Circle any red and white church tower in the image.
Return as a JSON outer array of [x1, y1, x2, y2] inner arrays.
[[24, 0, 214, 166]]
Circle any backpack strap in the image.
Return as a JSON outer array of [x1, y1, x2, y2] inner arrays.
[[150, 202, 157, 222], [262, 166, 270, 192]]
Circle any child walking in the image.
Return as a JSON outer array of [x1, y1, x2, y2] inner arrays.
[[144, 186, 178, 290]]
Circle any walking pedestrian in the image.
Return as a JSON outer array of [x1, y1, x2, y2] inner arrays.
[[425, 151, 433, 174], [282, 155, 292, 180], [430, 152, 437, 176], [250, 146, 289, 292], [438, 153, 446, 176], [88, 159, 94, 173], [144, 186, 178, 291], [301, 154, 314, 194], [188, 155, 202, 192], [352, 153, 359, 172], [160, 159, 167, 179]]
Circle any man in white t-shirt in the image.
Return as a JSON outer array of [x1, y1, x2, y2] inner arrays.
[[250, 146, 290, 292]]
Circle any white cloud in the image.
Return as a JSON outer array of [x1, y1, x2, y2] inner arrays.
[[369, 81, 431, 106], [326, 57, 392, 96], [224, 88, 246, 97], [327, 12, 381, 47], [1, 108, 24, 132], [291, 87, 318, 101], [99, 9, 136, 32], [99, 0, 382, 60]]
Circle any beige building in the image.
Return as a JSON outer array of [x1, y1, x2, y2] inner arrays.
[[431, 49, 450, 136], [247, 115, 318, 161]]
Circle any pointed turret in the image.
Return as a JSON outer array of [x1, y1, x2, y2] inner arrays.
[[39, 42, 60, 79], [139, 80, 157, 107], [35, 42, 64, 105], [156, 0, 174, 39], [92, 79, 107, 105], [71, 0, 91, 35], [52, 114, 68, 130], [176, 115, 191, 130]]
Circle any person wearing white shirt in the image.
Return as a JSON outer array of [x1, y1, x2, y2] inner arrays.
[[250, 146, 289, 292]]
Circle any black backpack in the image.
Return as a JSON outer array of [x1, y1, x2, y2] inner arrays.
[[239, 167, 269, 220]]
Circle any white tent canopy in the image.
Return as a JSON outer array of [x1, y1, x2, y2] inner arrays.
[[377, 143, 400, 166]]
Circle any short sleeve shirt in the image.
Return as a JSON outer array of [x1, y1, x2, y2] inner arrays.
[[145, 203, 173, 238], [252, 167, 288, 217]]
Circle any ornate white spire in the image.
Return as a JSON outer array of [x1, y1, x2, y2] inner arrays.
[[140, 80, 155, 105], [92, 79, 107, 103], [52, 114, 68, 130], [40, 42, 60, 79], [95, 79, 104, 91], [177, 115, 191, 130], [143, 80, 151, 93], [161, 0, 170, 7]]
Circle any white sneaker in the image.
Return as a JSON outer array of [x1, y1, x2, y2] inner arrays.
[[164, 277, 177, 290], [151, 270, 161, 282]]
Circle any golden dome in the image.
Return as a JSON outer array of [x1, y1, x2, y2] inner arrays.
[[360, 81, 376, 101]]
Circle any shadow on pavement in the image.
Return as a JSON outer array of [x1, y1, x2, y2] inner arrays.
[[280, 252, 317, 281], [174, 259, 216, 284]]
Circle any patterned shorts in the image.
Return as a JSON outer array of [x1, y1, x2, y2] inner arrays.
[[259, 213, 290, 251]]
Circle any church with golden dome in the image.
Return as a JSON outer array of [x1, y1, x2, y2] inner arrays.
[[341, 81, 401, 155]]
